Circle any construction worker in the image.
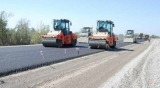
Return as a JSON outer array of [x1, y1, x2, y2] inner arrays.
[[148, 37, 151, 42]]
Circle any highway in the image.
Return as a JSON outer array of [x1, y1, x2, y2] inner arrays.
[[0, 40, 141, 77]]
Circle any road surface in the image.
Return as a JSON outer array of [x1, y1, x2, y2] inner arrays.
[[0, 40, 133, 77], [0, 39, 150, 88]]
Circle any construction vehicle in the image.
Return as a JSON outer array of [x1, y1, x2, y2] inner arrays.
[[78, 27, 93, 43], [139, 33, 143, 39], [123, 30, 137, 43], [144, 34, 149, 40], [41, 19, 77, 47], [88, 20, 117, 50]]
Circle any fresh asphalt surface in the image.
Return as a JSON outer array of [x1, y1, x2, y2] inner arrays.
[[0, 40, 144, 77]]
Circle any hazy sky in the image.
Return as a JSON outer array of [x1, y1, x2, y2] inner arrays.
[[0, 0, 159, 35]]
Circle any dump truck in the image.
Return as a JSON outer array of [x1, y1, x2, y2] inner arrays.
[[78, 27, 93, 43], [88, 20, 117, 50], [41, 19, 77, 47], [123, 30, 137, 43]]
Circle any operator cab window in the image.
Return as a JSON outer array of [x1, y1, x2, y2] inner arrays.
[[127, 30, 133, 34], [98, 21, 108, 32], [60, 21, 67, 34], [54, 20, 61, 30], [107, 22, 111, 33], [65, 22, 70, 34], [110, 23, 113, 35], [60, 21, 65, 29], [82, 28, 89, 33]]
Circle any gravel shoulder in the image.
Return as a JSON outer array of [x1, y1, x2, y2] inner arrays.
[[0, 40, 151, 88], [99, 39, 159, 88], [142, 39, 160, 88]]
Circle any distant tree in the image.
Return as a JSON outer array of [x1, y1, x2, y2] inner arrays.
[[16, 18, 31, 45], [117, 34, 124, 40], [8, 28, 17, 45], [74, 32, 80, 37], [134, 33, 139, 37], [30, 22, 50, 44], [0, 11, 13, 45], [151, 34, 160, 38]]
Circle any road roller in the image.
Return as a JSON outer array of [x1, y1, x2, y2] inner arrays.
[[123, 30, 137, 43], [144, 34, 149, 40], [139, 33, 143, 39], [78, 27, 93, 43], [41, 19, 77, 47], [88, 20, 117, 50]]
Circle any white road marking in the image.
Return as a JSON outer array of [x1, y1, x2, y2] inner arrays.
[[0, 44, 42, 48]]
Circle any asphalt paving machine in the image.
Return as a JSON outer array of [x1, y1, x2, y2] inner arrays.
[[123, 30, 137, 43], [41, 19, 77, 47], [78, 27, 93, 43], [88, 20, 117, 50]]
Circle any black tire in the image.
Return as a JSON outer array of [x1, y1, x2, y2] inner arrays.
[[90, 46, 95, 49], [71, 39, 77, 46], [104, 42, 110, 50], [43, 45, 47, 47], [134, 40, 137, 43], [57, 40, 62, 48], [42, 43, 49, 47], [110, 41, 116, 49]]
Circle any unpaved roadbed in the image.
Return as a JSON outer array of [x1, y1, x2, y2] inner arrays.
[[0, 41, 151, 88], [100, 39, 160, 88], [143, 40, 160, 88]]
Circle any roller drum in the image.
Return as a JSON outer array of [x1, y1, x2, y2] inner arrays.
[[89, 40, 107, 49], [42, 38, 57, 47], [78, 37, 89, 43]]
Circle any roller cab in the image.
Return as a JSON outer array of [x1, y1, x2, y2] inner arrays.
[[88, 20, 117, 50], [41, 19, 77, 47], [78, 27, 93, 43], [123, 30, 137, 43]]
